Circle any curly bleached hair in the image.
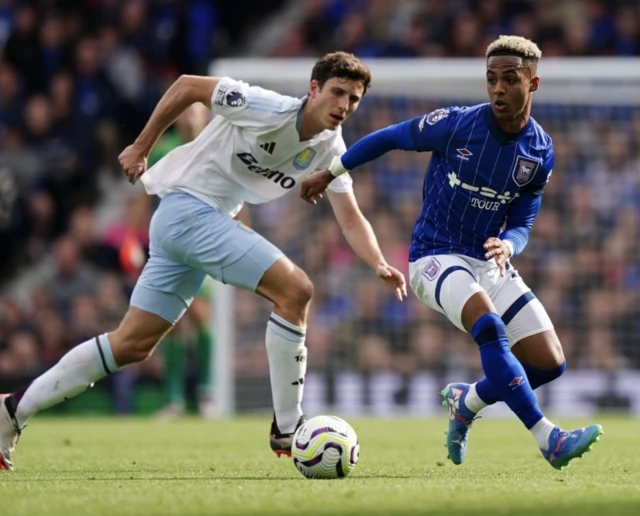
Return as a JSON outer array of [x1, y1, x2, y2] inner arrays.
[[486, 35, 542, 62]]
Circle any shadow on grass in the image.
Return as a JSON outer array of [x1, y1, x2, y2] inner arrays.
[[3, 473, 416, 482]]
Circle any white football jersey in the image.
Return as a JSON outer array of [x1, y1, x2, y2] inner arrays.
[[140, 77, 353, 217]]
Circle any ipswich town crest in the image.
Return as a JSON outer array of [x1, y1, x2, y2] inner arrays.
[[512, 156, 540, 186]]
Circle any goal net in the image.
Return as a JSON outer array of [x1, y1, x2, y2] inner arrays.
[[209, 58, 640, 419]]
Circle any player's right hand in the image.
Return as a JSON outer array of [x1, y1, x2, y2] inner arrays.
[[118, 144, 148, 185], [300, 169, 333, 204], [376, 263, 407, 302], [483, 236, 512, 277]]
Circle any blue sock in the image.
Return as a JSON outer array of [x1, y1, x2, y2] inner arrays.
[[476, 361, 566, 405], [471, 313, 544, 429]]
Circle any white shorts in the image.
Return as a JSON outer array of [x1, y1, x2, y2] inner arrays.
[[409, 254, 553, 347]]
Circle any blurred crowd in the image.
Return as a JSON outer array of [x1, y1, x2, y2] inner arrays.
[[0, 0, 282, 392], [0, 0, 226, 398], [0, 0, 287, 281], [273, 0, 640, 58], [1, 1, 639, 412]]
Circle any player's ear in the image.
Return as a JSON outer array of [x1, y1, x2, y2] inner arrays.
[[309, 80, 320, 99], [530, 76, 540, 92]]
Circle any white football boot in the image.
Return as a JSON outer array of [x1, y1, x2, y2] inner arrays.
[[0, 395, 22, 471]]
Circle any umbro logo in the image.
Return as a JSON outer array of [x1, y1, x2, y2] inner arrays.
[[456, 148, 472, 161], [260, 142, 276, 154], [509, 376, 526, 390]]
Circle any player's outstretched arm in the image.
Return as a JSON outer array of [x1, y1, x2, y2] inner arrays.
[[301, 119, 418, 204], [327, 189, 407, 302], [119, 75, 220, 184]]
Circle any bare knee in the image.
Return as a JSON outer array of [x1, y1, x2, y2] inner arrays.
[[512, 330, 566, 370], [109, 308, 173, 366], [282, 271, 314, 312], [537, 345, 566, 371], [257, 258, 314, 325], [270, 270, 314, 329]]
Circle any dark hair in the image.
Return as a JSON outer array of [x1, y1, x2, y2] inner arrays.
[[310, 52, 372, 94]]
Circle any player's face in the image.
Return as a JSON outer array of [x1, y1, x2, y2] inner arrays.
[[486, 56, 539, 127], [309, 77, 364, 130]]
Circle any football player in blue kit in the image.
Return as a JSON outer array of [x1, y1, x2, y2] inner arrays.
[[300, 35, 603, 470]]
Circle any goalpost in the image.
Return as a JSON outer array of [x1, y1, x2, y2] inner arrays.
[[209, 58, 640, 419]]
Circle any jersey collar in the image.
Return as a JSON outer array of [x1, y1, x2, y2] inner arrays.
[[296, 95, 309, 134], [484, 104, 531, 145], [295, 95, 329, 144]]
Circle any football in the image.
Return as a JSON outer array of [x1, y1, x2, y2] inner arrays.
[[291, 415, 359, 479]]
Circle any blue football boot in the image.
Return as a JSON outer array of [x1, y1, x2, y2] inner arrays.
[[541, 424, 603, 470], [440, 383, 481, 465]]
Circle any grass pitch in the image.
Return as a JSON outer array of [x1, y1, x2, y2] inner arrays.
[[1, 416, 638, 515]]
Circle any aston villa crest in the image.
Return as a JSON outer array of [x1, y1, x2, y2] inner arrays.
[[293, 147, 317, 170]]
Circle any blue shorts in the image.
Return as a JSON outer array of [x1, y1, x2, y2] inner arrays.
[[130, 193, 283, 324]]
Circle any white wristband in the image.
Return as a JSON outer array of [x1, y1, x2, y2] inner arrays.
[[329, 156, 348, 177], [503, 239, 515, 257]]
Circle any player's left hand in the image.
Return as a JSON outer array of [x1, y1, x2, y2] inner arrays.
[[300, 169, 334, 205], [483, 237, 512, 277], [376, 263, 408, 302]]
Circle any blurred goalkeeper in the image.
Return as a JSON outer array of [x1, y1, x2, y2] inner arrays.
[[0, 52, 407, 471], [300, 36, 602, 470]]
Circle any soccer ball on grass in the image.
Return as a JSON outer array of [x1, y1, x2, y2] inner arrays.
[[291, 415, 359, 479]]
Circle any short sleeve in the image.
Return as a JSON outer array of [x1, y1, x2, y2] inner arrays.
[[211, 77, 300, 128]]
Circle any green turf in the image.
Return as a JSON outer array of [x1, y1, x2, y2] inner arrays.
[[1, 416, 638, 515]]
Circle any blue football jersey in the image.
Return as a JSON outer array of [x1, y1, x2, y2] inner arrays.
[[406, 104, 554, 262]]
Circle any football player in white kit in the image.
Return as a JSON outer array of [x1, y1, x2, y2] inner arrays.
[[0, 52, 407, 470]]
